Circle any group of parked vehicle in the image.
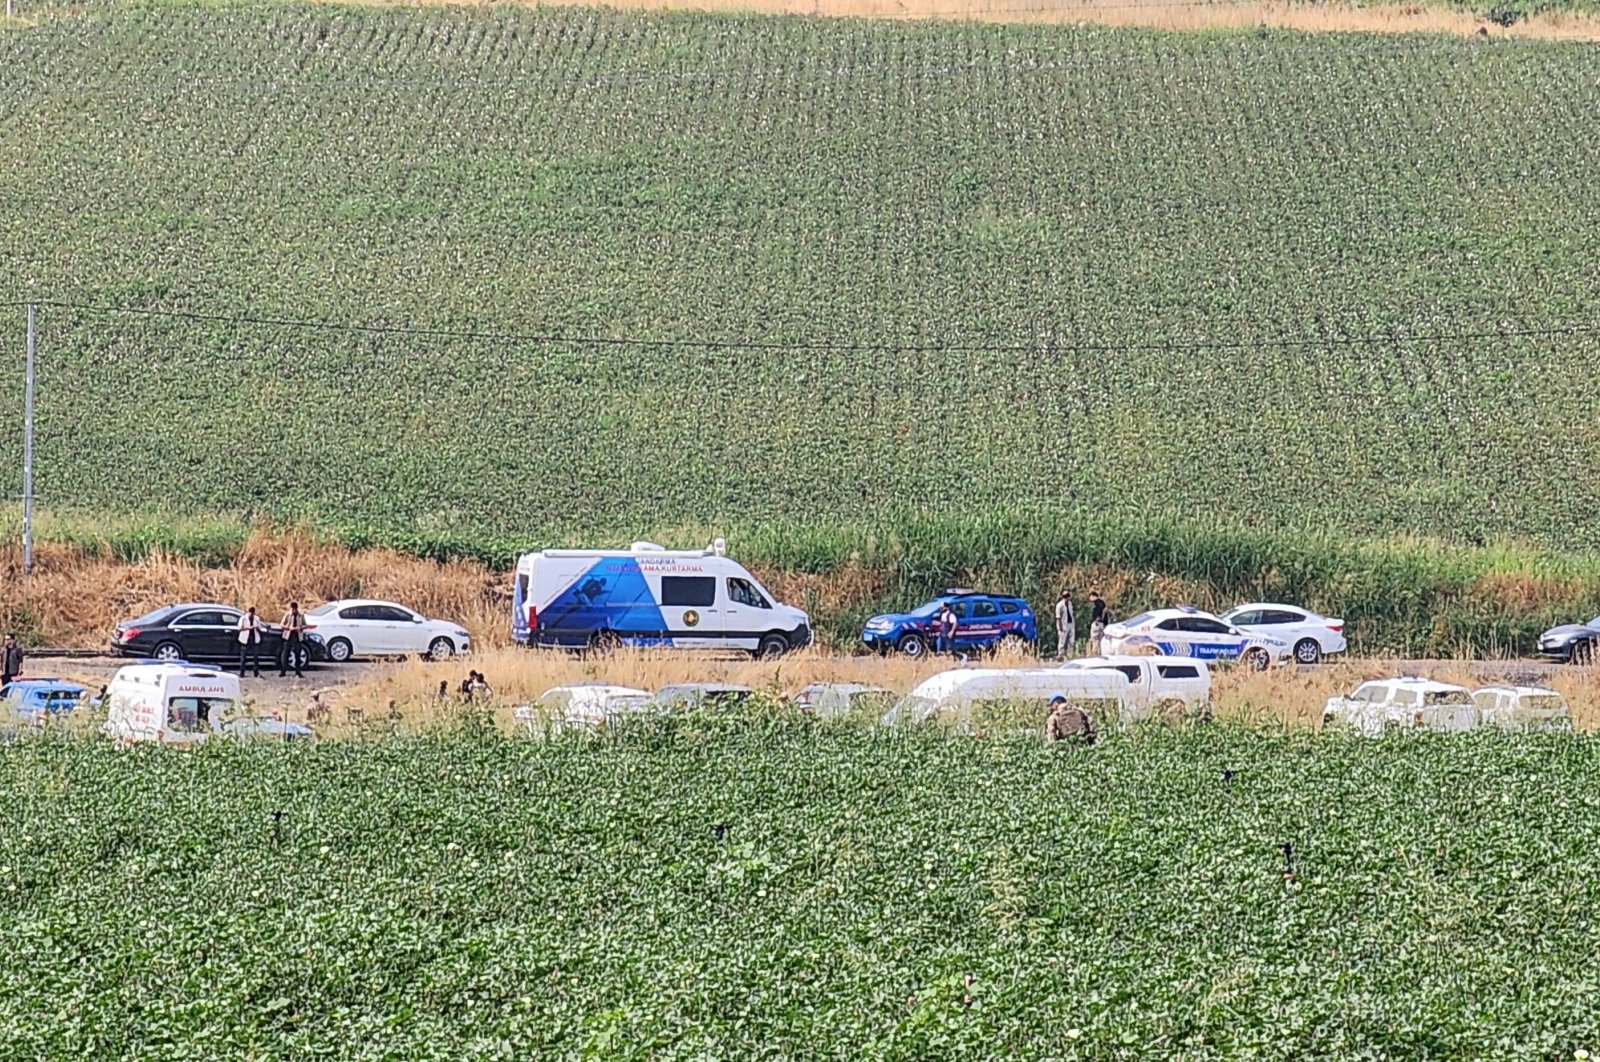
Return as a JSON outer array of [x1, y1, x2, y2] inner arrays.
[[1, 661, 314, 745], [513, 661, 1573, 740], [108, 599, 472, 668]]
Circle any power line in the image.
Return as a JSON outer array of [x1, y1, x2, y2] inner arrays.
[[6, 297, 1600, 355]]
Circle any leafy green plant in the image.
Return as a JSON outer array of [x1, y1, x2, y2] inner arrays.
[[0, 723, 1598, 1057]]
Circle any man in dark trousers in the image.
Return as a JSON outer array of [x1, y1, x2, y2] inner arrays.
[[1088, 591, 1109, 656], [236, 606, 265, 678], [279, 601, 307, 679], [1, 633, 23, 686], [935, 603, 959, 657]]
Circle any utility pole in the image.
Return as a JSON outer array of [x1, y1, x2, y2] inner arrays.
[[22, 304, 35, 576]]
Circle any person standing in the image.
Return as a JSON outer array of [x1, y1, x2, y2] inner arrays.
[[935, 603, 959, 657], [1087, 591, 1109, 657], [1054, 591, 1076, 660], [236, 606, 264, 678], [1, 633, 23, 686], [278, 601, 307, 679]]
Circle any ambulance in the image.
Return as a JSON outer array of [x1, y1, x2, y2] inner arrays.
[[512, 540, 811, 657], [104, 662, 242, 747]]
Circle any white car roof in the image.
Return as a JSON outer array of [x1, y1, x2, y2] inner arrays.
[[1473, 684, 1562, 697], [908, 667, 1129, 698], [1362, 677, 1470, 693], [1119, 608, 1227, 623], [317, 598, 413, 610], [1227, 602, 1312, 614], [1064, 655, 1211, 671], [540, 684, 650, 699]]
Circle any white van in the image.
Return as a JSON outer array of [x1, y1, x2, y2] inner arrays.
[[885, 667, 1132, 733], [512, 539, 811, 657], [105, 663, 241, 747], [1059, 656, 1211, 720]]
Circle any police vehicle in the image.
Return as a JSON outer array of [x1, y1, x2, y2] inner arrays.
[[1100, 605, 1291, 670], [861, 590, 1037, 658]]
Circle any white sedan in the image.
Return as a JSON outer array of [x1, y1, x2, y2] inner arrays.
[[1100, 607, 1291, 670], [1219, 603, 1346, 665], [306, 600, 471, 662]]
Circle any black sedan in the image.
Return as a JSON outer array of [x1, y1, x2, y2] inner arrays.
[[110, 603, 328, 671], [1537, 615, 1600, 664]]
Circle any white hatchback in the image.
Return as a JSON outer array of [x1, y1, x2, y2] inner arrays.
[[306, 599, 472, 662], [1220, 603, 1347, 665]]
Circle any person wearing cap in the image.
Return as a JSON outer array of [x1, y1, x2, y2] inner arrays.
[[1045, 695, 1096, 744], [1054, 590, 1076, 660]]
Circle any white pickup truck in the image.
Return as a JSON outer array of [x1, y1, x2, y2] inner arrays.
[[1058, 655, 1212, 721], [1323, 677, 1478, 736]]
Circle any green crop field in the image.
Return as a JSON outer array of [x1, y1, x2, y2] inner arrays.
[[2, 3, 1600, 648], [2, 722, 1598, 1058]]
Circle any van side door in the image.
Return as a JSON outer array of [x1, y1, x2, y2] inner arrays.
[[659, 575, 722, 648]]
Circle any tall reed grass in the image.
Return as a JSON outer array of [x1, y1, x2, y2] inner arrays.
[[3, 508, 1599, 658]]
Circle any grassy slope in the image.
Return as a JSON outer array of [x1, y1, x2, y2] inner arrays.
[[2, 4, 1600, 648], [2, 726, 1599, 1058]]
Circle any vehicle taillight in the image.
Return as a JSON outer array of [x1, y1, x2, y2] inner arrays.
[[121, 627, 140, 641], [526, 604, 538, 630], [1328, 623, 1344, 633]]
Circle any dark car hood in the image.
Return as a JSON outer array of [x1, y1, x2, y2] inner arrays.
[[868, 612, 925, 626], [1541, 623, 1599, 640]]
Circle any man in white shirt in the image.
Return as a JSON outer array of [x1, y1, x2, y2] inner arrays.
[[1054, 590, 1076, 660], [236, 606, 264, 678]]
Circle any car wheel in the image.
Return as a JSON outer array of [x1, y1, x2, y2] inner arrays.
[[153, 641, 184, 663], [897, 633, 927, 659], [427, 637, 456, 662], [1573, 640, 1595, 666], [755, 633, 789, 660], [326, 638, 353, 664], [1294, 639, 1322, 665], [1243, 647, 1271, 672]]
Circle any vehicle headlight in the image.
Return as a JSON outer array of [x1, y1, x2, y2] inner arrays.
[[454, 629, 470, 640], [865, 620, 891, 633], [307, 633, 325, 645]]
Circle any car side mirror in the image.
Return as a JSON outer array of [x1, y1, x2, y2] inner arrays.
[[414, 617, 424, 623]]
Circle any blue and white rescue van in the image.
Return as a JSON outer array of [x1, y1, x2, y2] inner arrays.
[[512, 540, 811, 657]]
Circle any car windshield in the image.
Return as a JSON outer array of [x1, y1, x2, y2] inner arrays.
[[1120, 612, 1153, 627], [1423, 690, 1471, 706], [308, 603, 339, 617], [908, 600, 947, 619], [126, 606, 174, 626], [1589, 616, 1600, 628], [1521, 695, 1567, 712], [41, 691, 82, 710]]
